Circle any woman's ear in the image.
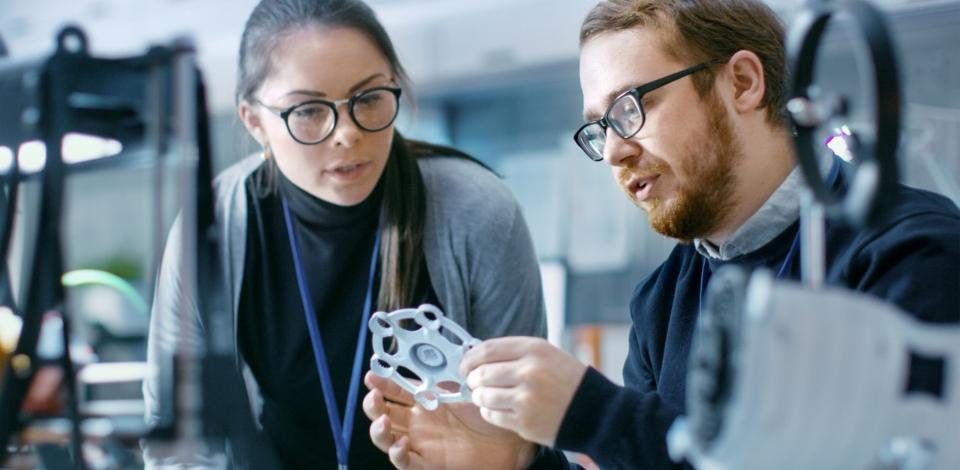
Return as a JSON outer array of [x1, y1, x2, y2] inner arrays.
[[723, 49, 766, 115], [238, 100, 268, 146]]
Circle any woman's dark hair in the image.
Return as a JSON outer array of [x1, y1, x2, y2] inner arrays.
[[238, 0, 435, 310], [236, 0, 411, 104]]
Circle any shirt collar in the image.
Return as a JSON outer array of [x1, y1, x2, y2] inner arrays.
[[695, 165, 804, 260]]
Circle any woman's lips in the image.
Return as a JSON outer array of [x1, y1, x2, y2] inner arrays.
[[325, 161, 370, 182]]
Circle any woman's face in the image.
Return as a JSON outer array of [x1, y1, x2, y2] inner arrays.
[[240, 26, 396, 206]]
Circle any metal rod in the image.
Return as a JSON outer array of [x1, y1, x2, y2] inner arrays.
[[800, 189, 826, 288], [172, 43, 202, 446], [57, 309, 85, 470], [148, 60, 166, 322]]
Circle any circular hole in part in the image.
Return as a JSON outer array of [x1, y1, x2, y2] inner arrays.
[[381, 336, 399, 355], [63, 35, 82, 52], [415, 389, 439, 410], [370, 357, 394, 377], [436, 380, 460, 393], [414, 308, 442, 331], [370, 312, 394, 336], [446, 331, 465, 346], [397, 366, 424, 383], [56, 26, 88, 54]]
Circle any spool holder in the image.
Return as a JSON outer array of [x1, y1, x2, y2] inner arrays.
[[369, 304, 479, 410]]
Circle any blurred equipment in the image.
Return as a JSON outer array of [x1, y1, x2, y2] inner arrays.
[[0, 307, 21, 381], [667, 1, 960, 469], [670, 267, 960, 470], [786, 0, 901, 228], [61, 269, 149, 341], [0, 26, 267, 469]]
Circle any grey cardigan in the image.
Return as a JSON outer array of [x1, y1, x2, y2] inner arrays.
[[143, 154, 547, 429]]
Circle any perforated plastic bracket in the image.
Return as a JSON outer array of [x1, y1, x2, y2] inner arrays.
[[369, 304, 480, 410]]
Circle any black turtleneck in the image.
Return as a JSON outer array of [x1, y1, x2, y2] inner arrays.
[[238, 164, 438, 469]]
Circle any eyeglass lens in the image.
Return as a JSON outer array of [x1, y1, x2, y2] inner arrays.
[[576, 93, 647, 161], [286, 88, 399, 143], [608, 94, 645, 139]]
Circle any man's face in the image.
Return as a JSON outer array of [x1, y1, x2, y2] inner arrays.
[[579, 28, 741, 242]]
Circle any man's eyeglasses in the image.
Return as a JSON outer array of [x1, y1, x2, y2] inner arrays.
[[256, 86, 402, 145], [573, 60, 722, 162]]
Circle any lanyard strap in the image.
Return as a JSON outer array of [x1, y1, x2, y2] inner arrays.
[[281, 197, 380, 468]]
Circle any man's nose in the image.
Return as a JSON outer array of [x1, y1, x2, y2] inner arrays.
[[603, 127, 641, 166]]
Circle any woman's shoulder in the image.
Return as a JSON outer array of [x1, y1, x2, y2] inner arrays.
[[417, 155, 512, 205], [214, 154, 265, 190], [417, 155, 519, 226]]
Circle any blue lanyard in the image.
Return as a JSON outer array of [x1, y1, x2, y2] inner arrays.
[[281, 197, 380, 470]]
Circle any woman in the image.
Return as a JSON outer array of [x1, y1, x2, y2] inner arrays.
[[143, 0, 546, 468]]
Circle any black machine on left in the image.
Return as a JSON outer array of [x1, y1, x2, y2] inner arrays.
[[0, 27, 268, 469]]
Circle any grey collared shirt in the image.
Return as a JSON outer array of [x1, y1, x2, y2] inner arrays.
[[695, 165, 805, 260]]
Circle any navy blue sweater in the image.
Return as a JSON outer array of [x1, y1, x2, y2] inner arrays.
[[549, 184, 960, 469]]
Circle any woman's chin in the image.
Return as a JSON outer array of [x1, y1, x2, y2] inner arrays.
[[316, 183, 377, 207]]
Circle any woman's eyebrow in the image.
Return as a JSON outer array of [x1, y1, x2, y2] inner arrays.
[[348, 73, 388, 94], [280, 73, 389, 100]]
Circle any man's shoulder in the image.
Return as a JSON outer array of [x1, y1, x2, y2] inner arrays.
[[890, 184, 959, 218], [850, 184, 960, 249], [631, 244, 699, 307], [827, 184, 959, 322]]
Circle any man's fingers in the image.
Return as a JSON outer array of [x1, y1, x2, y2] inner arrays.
[[461, 337, 544, 376], [471, 386, 520, 411], [365, 370, 415, 406], [466, 362, 524, 390]]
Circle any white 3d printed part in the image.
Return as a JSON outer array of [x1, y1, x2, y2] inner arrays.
[[369, 304, 480, 410]]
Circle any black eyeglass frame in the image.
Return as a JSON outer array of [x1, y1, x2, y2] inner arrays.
[[574, 60, 723, 161], [256, 86, 403, 145]]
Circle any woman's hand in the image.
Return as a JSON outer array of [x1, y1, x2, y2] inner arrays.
[[363, 371, 537, 470]]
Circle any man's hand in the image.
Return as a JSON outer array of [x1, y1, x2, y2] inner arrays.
[[363, 371, 537, 470], [461, 337, 588, 447]]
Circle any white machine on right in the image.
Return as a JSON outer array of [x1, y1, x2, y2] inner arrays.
[[667, 1, 960, 469], [668, 267, 960, 470]]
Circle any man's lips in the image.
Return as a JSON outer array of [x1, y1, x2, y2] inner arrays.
[[628, 174, 660, 201]]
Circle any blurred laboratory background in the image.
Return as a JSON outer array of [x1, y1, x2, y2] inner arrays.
[[1, 0, 959, 383]]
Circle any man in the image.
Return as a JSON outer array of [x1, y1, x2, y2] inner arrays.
[[363, 0, 960, 468]]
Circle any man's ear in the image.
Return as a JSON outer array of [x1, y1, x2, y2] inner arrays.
[[723, 49, 766, 115], [238, 100, 268, 146]]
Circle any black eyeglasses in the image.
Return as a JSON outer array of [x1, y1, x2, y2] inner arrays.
[[573, 60, 722, 162], [256, 86, 402, 145]]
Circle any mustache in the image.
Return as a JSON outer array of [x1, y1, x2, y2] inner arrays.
[[616, 163, 668, 186]]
